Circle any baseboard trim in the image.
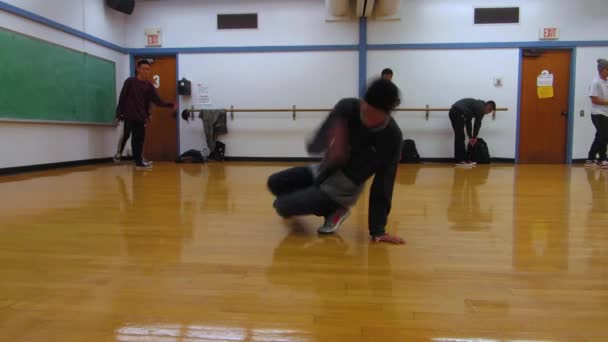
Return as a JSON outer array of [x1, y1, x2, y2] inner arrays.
[[224, 157, 516, 163], [0, 156, 518, 176], [224, 156, 323, 162], [571, 158, 586, 164], [0, 157, 112, 176], [415, 157, 514, 163]]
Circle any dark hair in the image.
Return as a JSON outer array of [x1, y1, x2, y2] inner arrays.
[[381, 68, 393, 77], [485, 100, 496, 111], [137, 59, 150, 68], [364, 78, 401, 113]]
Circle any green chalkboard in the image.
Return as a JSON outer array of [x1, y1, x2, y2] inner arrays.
[[0, 28, 116, 124]]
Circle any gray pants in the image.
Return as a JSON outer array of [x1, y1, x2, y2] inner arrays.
[[267, 166, 342, 218]]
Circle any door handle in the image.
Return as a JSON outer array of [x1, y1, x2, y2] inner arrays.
[[561, 111, 568, 117]]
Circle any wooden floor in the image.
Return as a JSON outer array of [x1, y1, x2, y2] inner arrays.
[[0, 162, 606, 342]]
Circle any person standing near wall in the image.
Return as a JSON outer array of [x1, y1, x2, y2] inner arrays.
[[381, 68, 393, 81], [115, 60, 176, 170], [585, 59, 608, 168], [449, 98, 495, 167]]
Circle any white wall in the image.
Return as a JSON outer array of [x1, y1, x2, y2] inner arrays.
[[367, 0, 608, 160], [125, 0, 358, 48], [0, 0, 129, 168], [573, 47, 608, 159], [369, 49, 519, 159], [179, 52, 358, 157], [5, 0, 604, 164], [129, 0, 608, 160], [123, 0, 359, 157], [369, 0, 608, 44], [2, 0, 127, 46]]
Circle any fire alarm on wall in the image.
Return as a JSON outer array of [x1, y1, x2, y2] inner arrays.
[[493, 77, 503, 87]]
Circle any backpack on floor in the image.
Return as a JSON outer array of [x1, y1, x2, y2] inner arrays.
[[400, 139, 422, 163], [467, 138, 491, 164], [175, 149, 206, 163], [208, 141, 226, 161]]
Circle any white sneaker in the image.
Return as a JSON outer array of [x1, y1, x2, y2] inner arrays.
[[318, 209, 351, 234], [601, 161, 608, 169], [113, 154, 121, 163], [135, 163, 153, 170], [143, 160, 154, 167], [585, 160, 598, 167], [455, 162, 474, 168]]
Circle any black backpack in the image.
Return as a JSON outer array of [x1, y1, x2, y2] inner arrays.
[[400, 139, 422, 163], [208, 141, 226, 161], [175, 149, 206, 163], [467, 138, 491, 164]]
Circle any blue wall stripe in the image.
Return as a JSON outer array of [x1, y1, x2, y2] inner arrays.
[[176, 53, 181, 155], [0, 0, 127, 53], [567, 49, 577, 164], [514, 48, 523, 163], [128, 45, 358, 54], [128, 40, 608, 55], [369, 40, 608, 50], [358, 17, 367, 98], [129, 54, 136, 77]]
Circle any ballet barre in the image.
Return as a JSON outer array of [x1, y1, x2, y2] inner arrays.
[[186, 105, 508, 121]]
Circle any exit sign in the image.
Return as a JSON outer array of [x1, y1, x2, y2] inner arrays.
[[540, 27, 559, 40], [147, 35, 159, 46], [144, 28, 162, 47]]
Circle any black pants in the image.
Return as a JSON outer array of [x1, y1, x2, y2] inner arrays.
[[449, 108, 467, 163], [125, 120, 145, 165], [587, 114, 608, 161], [267, 166, 341, 218]]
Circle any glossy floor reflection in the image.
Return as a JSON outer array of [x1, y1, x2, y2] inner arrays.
[[0, 163, 606, 341]]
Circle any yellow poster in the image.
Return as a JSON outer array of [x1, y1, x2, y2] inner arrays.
[[537, 70, 554, 99], [537, 86, 554, 99]]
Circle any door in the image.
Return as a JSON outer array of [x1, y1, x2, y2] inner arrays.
[[518, 49, 571, 164], [136, 55, 178, 161]]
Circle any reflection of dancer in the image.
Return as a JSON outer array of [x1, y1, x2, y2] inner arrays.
[[115, 167, 190, 269], [447, 167, 493, 231], [267, 226, 401, 340], [267, 79, 404, 244], [584, 168, 608, 274]]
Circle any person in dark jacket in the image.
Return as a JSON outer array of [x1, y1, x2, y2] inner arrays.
[[449, 98, 495, 167], [115, 60, 176, 170], [267, 78, 405, 244]]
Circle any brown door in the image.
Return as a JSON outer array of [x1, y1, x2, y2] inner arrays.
[[137, 55, 177, 161], [518, 49, 571, 164]]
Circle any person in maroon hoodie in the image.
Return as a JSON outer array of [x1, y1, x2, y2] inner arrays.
[[115, 60, 176, 170]]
